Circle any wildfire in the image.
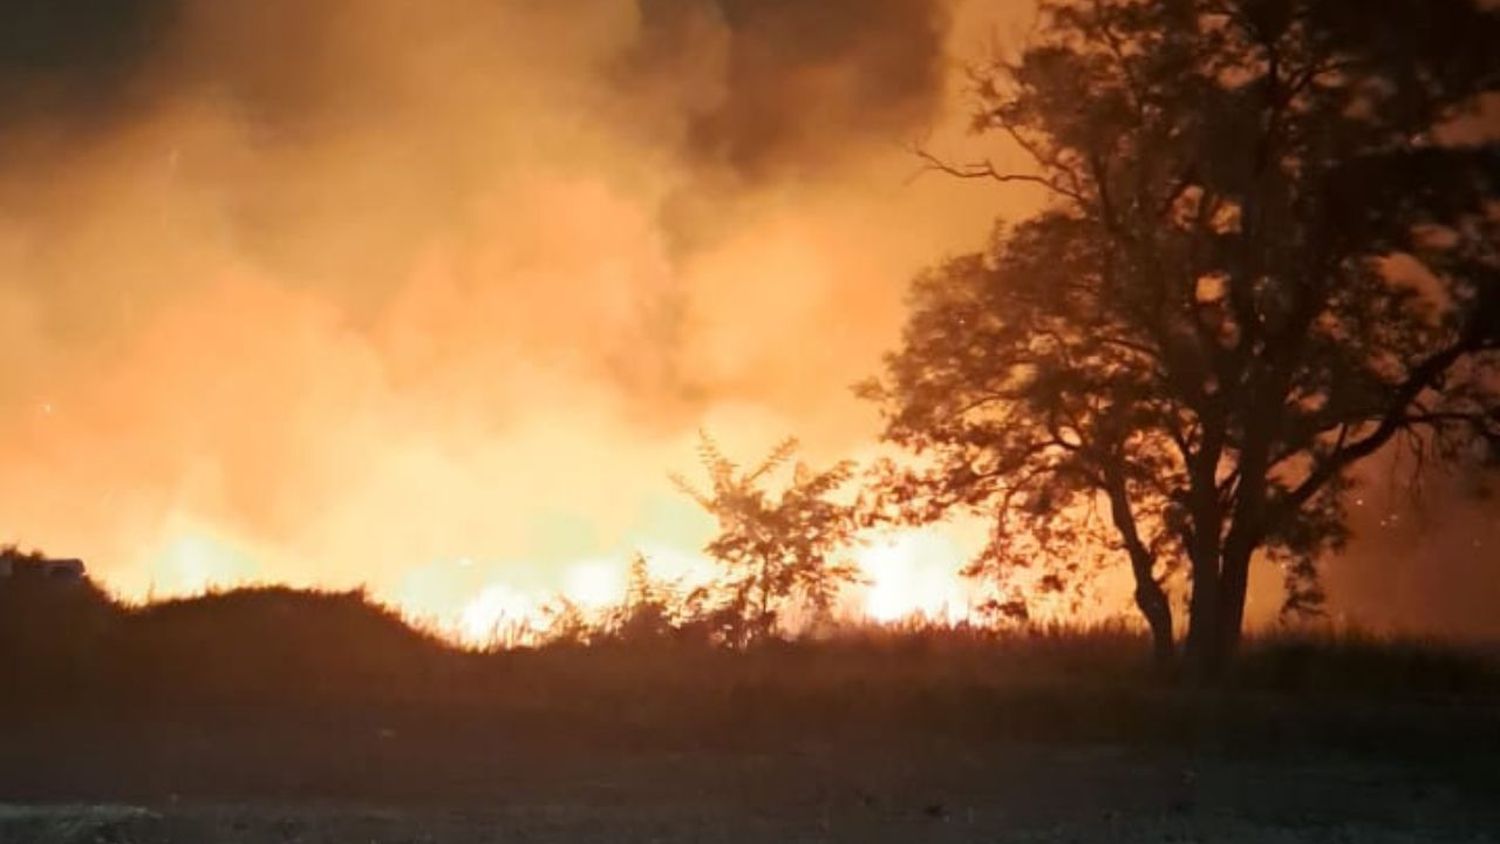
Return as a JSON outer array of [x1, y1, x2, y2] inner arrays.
[[440, 528, 983, 645], [102, 518, 985, 647], [456, 583, 550, 645], [856, 530, 975, 624]]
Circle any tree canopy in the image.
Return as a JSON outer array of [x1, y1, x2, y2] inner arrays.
[[864, 0, 1500, 673]]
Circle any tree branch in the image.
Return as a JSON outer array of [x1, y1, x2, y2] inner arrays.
[[1278, 341, 1475, 515], [913, 149, 1087, 204]]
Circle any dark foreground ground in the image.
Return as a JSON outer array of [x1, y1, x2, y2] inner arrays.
[[3, 693, 1497, 843], [3, 586, 1498, 841], [0, 750, 1495, 843]]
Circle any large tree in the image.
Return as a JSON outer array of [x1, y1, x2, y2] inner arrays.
[[864, 0, 1500, 674]]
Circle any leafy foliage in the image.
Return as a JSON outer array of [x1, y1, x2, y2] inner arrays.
[[865, 0, 1500, 672], [606, 552, 682, 643], [673, 433, 862, 647]]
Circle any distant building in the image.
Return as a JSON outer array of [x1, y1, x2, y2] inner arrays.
[[0, 553, 87, 585], [40, 559, 87, 581]]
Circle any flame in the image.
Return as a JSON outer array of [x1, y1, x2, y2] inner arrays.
[[108, 516, 985, 644], [435, 528, 983, 645], [149, 532, 258, 597], [456, 583, 550, 645], [561, 559, 628, 610], [856, 530, 974, 624]]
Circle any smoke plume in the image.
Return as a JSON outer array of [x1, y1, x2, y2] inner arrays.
[[0, 0, 1491, 639]]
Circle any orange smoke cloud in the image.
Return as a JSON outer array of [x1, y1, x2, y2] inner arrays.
[[0, 0, 1022, 631], [0, 0, 1491, 640]]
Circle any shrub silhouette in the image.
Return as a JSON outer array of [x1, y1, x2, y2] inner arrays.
[[672, 433, 862, 647]]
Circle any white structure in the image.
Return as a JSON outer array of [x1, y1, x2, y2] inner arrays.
[[41, 558, 87, 580], [0, 556, 86, 582]]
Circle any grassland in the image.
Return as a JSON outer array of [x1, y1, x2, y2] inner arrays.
[[2, 581, 1497, 842]]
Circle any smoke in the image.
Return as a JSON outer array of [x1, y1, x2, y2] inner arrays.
[[1318, 462, 1500, 640], [0, 0, 1014, 627], [634, 0, 950, 179], [0, 0, 1490, 640]]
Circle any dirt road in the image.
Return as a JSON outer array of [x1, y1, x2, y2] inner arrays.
[[3, 738, 1494, 842]]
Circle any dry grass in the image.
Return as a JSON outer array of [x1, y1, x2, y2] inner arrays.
[[3, 580, 1497, 750]]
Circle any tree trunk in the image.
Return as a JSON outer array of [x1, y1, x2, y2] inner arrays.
[[1133, 575, 1176, 667], [1182, 547, 1223, 679], [1181, 543, 1257, 681], [1216, 539, 1255, 663], [1102, 471, 1176, 667], [1183, 616, 1226, 681], [757, 559, 773, 643]]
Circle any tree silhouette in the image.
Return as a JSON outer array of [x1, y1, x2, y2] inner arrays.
[[673, 434, 861, 647], [864, 0, 1499, 674]]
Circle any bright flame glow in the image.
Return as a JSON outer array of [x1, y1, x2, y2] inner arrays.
[[119, 520, 989, 646], [145, 528, 261, 598], [857, 530, 973, 624], [457, 583, 550, 645], [562, 559, 627, 610], [436, 528, 986, 645]]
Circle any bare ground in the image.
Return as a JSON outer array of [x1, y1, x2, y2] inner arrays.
[[2, 719, 1495, 842]]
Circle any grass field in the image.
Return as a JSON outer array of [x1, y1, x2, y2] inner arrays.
[[2, 582, 1497, 842]]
